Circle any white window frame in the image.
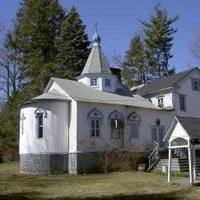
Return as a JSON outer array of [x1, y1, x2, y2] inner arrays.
[[192, 79, 200, 91], [36, 113, 44, 139], [87, 109, 103, 138], [90, 78, 98, 87], [127, 112, 141, 139], [91, 118, 100, 137], [105, 79, 111, 87], [109, 111, 123, 139], [157, 97, 164, 108], [34, 108, 47, 139], [179, 94, 186, 111], [130, 122, 139, 138]]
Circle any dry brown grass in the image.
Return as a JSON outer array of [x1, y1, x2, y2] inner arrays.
[[0, 162, 200, 200]]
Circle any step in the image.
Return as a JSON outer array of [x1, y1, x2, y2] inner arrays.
[[155, 157, 200, 173]]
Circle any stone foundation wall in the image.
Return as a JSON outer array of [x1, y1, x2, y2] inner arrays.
[[20, 152, 103, 174], [20, 151, 140, 174], [77, 152, 102, 173], [20, 154, 68, 174]]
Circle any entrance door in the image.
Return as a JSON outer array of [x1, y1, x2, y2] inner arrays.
[[151, 126, 165, 148]]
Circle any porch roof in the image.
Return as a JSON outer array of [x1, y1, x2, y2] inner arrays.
[[164, 116, 200, 143], [177, 117, 200, 139]]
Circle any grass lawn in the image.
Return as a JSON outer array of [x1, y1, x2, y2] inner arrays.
[[0, 162, 200, 200]]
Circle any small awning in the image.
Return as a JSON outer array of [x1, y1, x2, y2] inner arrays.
[[164, 116, 200, 146], [165, 116, 200, 185]]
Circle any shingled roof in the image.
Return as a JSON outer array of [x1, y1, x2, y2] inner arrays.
[[176, 116, 200, 139], [81, 45, 112, 74], [43, 77, 161, 110], [81, 31, 112, 75], [163, 116, 200, 142], [137, 68, 199, 96]]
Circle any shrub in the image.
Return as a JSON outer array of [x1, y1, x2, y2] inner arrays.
[[100, 149, 146, 173]]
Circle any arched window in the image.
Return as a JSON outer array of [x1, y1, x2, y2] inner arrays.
[[87, 109, 103, 137], [127, 112, 141, 138], [108, 111, 123, 139], [35, 108, 47, 138]]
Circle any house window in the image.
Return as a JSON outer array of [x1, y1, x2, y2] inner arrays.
[[130, 123, 139, 138], [127, 112, 141, 138], [157, 97, 164, 108], [91, 119, 100, 137], [109, 111, 123, 139], [105, 79, 111, 87], [87, 108, 103, 137], [151, 126, 165, 147], [179, 95, 186, 111], [36, 113, 44, 138], [192, 79, 200, 91], [90, 78, 97, 86], [34, 108, 47, 139]]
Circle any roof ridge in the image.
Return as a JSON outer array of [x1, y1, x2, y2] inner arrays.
[[137, 67, 199, 96]]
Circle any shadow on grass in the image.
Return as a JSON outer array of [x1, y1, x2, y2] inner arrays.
[[0, 190, 188, 200]]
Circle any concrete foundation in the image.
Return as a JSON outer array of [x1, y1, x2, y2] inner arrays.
[[20, 152, 102, 174], [20, 154, 68, 174]]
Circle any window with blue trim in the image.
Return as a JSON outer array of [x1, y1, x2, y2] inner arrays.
[[87, 109, 103, 137]]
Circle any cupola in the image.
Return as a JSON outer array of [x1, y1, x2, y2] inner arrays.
[[78, 30, 118, 93]]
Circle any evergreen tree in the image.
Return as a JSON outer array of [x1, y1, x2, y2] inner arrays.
[[56, 7, 90, 79], [142, 4, 178, 78], [0, 91, 26, 152], [123, 34, 148, 86], [14, 0, 65, 95]]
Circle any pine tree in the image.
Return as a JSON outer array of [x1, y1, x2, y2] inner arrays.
[[123, 34, 148, 86], [0, 91, 26, 152], [142, 4, 178, 78], [56, 7, 90, 79], [13, 0, 65, 95]]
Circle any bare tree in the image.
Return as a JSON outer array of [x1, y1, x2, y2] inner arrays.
[[0, 32, 21, 100], [191, 29, 200, 63]]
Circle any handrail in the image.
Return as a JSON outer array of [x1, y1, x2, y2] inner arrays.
[[148, 141, 159, 169]]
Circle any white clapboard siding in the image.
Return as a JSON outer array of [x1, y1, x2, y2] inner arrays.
[[20, 101, 69, 154]]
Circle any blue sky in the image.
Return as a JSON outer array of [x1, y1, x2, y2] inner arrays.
[[0, 0, 200, 72]]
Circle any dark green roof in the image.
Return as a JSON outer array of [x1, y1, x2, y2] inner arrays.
[[137, 68, 199, 96]]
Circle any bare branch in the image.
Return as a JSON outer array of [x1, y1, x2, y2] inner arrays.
[[191, 29, 200, 62]]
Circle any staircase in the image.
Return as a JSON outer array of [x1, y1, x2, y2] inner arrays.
[[147, 147, 200, 173]]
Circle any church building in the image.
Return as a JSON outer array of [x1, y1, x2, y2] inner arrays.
[[20, 31, 200, 174]]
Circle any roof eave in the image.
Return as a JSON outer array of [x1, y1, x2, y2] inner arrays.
[[142, 87, 174, 96], [19, 98, 71, 108]]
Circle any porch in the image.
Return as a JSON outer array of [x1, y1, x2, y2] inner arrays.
[[163, 116, 200, 185]]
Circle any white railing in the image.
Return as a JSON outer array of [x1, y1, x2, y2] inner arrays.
[[148, 141, 159, 170]]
